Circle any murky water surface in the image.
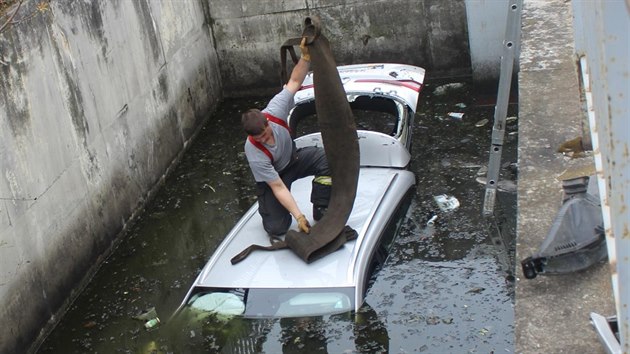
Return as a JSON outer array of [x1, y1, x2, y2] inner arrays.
[[39, 80, 517, 353]]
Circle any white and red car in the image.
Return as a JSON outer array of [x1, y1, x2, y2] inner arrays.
[[177, 63, 425, 318]]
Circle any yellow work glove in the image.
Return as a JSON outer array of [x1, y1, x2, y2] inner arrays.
[[300, 37, 310, 62], [296, 214, 311, 234]]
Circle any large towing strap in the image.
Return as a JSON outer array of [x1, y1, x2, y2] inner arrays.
[[230, 226, 357, 265], [232, 16, 360, 264]]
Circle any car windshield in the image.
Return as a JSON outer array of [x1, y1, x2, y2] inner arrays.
[[245, 287, 355, 318], [290, 95, 402, 138]]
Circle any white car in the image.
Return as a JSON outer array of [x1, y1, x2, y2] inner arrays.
[[176, 63, 425, 319]]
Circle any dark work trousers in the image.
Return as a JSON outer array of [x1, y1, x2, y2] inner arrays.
[[257, 146, 331, 236]]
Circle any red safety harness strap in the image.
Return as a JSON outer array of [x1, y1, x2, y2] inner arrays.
[[247, 135, 273, 162], [264, 113, 291, 133], [248, 113, 291, 163]]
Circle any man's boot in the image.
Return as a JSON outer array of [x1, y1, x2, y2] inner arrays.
[[311, 175, 331, 221]]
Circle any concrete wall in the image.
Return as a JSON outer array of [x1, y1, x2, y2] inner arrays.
[[465, 0, 518, 90], [0, 0, 472, 353], [210, 0, 471, 97], [0, 1, 222, 353]]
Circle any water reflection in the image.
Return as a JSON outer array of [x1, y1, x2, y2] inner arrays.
[[279, 317, 328, 353], [158, 302, 389, 353], [258, 303, 389, 354], [39, 80, 517, 353]]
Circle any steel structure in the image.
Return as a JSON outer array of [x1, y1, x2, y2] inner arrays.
[[571, 1, 629, 352]]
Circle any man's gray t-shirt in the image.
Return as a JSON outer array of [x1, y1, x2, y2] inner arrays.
[[244, 88, 295, 182]]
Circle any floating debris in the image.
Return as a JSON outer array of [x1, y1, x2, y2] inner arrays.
[[144, 317, 160, 330], [455, 162, 482, 169], [448, 112, 464, 120], [450, 158, 482, 169], [82, 321, 97, 329], [133, 307, 158, 321], [455, 102, 467, 108], [506, 116, 518, 122], [151, 259, 168, 267], [475, 118, 489, 127], [202, 184, 216, 193], [142, 341, 159, 353], [433, 82, 465, 95], [434, 194, 460, 212]]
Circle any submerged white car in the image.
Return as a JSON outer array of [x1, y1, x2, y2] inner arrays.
[[176, 63, 425, 319]]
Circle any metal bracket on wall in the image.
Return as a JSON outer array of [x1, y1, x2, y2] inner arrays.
[[482, 0, 523, 216]]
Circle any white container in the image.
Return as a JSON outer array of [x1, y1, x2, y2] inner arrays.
[[434, 194, 460, 212], [448, 112, 464, 120]]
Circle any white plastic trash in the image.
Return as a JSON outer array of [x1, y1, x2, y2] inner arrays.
[[190, 293, 245, 316], [434, 194, 460, 212], [448, 112, 464, 120], [475, 118, 489, 127]]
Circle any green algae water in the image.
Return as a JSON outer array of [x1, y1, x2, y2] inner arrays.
[[39, 80, 517, 353]]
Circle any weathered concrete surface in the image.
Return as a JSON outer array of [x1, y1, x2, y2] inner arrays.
[[210, 0, 471, 97], [516, 0, 615, 352], [0, 1, 221, 353]]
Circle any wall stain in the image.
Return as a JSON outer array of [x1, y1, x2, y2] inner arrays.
[[132, 0, 161, 63], [55, 1, 109, 60], [46, 14, 101, 182], [0, 32, 32, 138], [62, 69, 90, 137], [157, 69, 169, 101], [110, 0, 124, 15]]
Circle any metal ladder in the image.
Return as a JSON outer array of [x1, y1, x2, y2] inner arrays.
[[482, 0, 522, 216]]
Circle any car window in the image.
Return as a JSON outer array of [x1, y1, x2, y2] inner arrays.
[[244, 287, 355, 318], [290, 95, 400, 138]]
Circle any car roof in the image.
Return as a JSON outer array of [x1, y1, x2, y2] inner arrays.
[[194, 163, 415, 290]]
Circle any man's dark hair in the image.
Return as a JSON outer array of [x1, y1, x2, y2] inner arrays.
[[241, 109, 267, 135]]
